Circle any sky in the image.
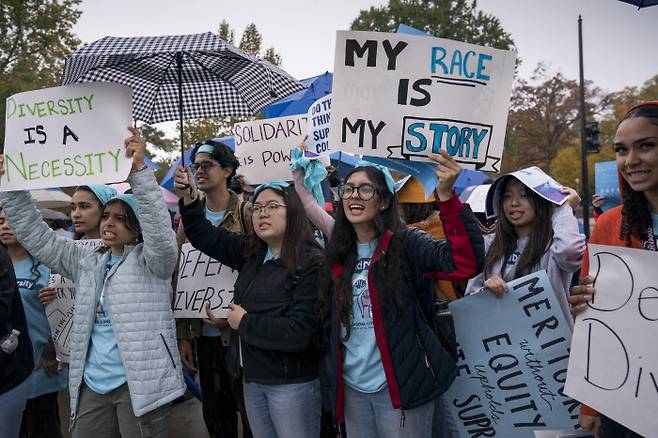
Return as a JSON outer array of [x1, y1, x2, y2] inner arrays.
[[72, 0, 658, 93]]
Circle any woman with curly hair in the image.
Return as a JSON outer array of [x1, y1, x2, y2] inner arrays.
[[570, 101, 658, 438]]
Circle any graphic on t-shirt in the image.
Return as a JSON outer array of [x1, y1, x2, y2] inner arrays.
[[352, 257, 372, 329], [506, 251, 521, 267], [355, 280, 372, 319]]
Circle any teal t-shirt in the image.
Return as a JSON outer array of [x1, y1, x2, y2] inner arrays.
[[342, 240, 387, 393], [14, 258, 68, 399], [202, 207, 226, 337], [83, 254, 126, 394]]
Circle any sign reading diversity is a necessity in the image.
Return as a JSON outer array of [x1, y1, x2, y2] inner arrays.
[[329, 31, 516, 172], [1, 82, 132, 191]]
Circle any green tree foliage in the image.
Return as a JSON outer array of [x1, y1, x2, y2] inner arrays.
[[0, 0, 81, 140], [218, 19, 234, 45], [350, 0, 514, 50], [264, 47, 282, 66], [239, 23, 262, 55]]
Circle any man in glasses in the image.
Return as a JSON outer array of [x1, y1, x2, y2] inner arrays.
[[173, 140, 252, 438]]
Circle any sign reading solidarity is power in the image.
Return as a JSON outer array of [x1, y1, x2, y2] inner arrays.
[[1, 82, 132, 191], [329, 31, 516, 172]]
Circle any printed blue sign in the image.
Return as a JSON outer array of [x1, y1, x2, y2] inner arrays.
[[594, 161, 621, 212], [444, 271, 580, 437]]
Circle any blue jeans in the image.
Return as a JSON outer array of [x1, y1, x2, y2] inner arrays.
[[243, 379, 321, 438], [344, 384, 434, 438], [0, 378, 29, 438], [432, 394, 459, 438]]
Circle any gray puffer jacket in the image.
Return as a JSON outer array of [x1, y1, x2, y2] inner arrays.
[[0, 169, 185, 422]]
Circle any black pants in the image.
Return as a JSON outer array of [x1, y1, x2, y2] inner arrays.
[[197, 336, 252, 438], [20, 391, 62, 438], [601, 416, 643, 438]]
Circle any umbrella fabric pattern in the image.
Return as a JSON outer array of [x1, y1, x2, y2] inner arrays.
[[61, 32, 305, 124]]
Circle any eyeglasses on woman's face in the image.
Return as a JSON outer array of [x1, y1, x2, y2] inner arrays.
[[249, 202, 287, 217], [337, 183, 378, 201]]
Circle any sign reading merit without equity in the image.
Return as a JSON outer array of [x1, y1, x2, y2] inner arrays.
[[233, 114, 308, 184], [329, 31, 516, 172], [1, 82, 132, 191], [173, 243, 238, 319], [444, 271, 579, 437], [565, 244, 658, 438]]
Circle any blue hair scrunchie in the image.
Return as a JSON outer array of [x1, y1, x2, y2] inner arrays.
[[289, 148, 327, 205], [253, 180, 290, 200], [355, 160, 396, 195]]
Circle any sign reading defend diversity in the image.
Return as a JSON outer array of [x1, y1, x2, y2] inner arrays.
[[444, 271, 579, 437], [1, 82, 132, 191], [173, 243, 238, 319], [233, 115, 307, 184], [329, 31, 516, 172], [565, 244, 658, 438]]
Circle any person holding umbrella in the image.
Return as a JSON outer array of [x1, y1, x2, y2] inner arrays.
[[0, 128, 185, 438]]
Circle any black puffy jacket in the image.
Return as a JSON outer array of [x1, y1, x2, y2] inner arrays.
[[0, 245, 34, 395]]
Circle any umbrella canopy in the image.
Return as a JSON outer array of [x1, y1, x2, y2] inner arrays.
[[62, 32, 304, 124], [262, 71, 333, 118], [30, 189, 72, 210], [617, 0, 658, 7]]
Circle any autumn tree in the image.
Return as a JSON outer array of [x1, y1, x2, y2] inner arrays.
[[351, 0, 514, 50], [0, 0, 81, 139]]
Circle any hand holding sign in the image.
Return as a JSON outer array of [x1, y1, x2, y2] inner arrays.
[[429, 150, 462, 201], [568, 275, 596, 316], [203, 302, 228, 328], [124, 126, 146, 171], [39, 286, 57, 306], [483, 275, 508, 297]]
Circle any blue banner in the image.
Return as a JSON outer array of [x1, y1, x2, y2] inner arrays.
[[444, 271, 580, 437], [594, 161, 621, 212]]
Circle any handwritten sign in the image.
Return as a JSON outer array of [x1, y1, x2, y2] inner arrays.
[[306, 94, 332, 155], [444, 271, 579, 437], [565, 244, 658, 438], [328, 31, 515, 172], [594, 161, 621, 212], [1, 82, 132, 191], [233, 115, 307, 184], [173, 243, 238, 318], [45, 239, 103, 362]]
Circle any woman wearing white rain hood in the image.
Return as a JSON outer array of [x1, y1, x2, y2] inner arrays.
[[0, 127, 185, 438]]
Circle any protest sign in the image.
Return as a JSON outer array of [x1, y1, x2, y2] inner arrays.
[[173, 243, 238, 319], [2, 82, 132, 191], [233, 115, 307, 184], [594, 161, 621, 212], [565, 244, 658, 438], [485, 167, 568, 219], [444, 270, 579, 437], [45, 239, 103, 362], [306, 94, 332, 155], [329, 31, 516, 172]]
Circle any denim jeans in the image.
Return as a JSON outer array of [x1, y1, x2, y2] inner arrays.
[[0, 378, 29, 438], [243, 378, 321, 438], [432, 394, 459, 438], [344, 384, 434, 438]]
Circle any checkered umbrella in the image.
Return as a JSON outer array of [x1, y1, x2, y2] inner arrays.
[[61, 32, 305, 157]]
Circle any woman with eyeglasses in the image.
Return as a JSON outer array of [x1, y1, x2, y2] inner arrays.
[[174, 167, 325, 438], [292, 150, 484, 437]]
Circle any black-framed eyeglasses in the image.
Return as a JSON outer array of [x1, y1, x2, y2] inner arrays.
[[249, 202, 287, 216], [337, 184, 378, 201], [191, 161, 219, 173]]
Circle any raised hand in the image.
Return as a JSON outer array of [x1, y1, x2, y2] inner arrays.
[[429, 150, 462, 201]]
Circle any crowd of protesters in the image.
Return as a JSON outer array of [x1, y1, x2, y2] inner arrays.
[[0, 100, 656, 438]]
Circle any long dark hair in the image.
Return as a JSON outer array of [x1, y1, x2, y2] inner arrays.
[[244, 186, 320, 275], [323, 166, 404, 340], [618, 103, 658, 246], [485, 176, 554, 279]]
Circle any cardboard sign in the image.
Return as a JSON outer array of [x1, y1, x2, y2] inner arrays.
[[306, 94, 332, 155], [2, 82, 132, 191], [45, 239, 103, 362], [233, 115, 307, 184], [173, 243, 238, 318], [594, 161, 621, 212], [565, 244, 658, 438], [329, 31, 516, 172], [444, 271, 579, 437]]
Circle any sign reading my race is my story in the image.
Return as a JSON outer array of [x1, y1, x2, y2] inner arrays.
[[565, 244, 658, 438], [173, 243, 238, 319], [232, 115, 307, 184], [329, 31, 516, 172], [1, 82, 133, 191], [444, 270, 579, 438]]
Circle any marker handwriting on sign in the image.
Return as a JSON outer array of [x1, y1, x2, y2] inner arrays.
[[5, 94, 95, 120], [430, 47, 493, 83]]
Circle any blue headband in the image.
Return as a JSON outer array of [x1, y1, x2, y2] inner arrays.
[[77, 184, 117, 206], [355, 160, 396, 195], [196, 144, 215, 155], [253, 180, 290, 200], [108, 194, 140, 223]]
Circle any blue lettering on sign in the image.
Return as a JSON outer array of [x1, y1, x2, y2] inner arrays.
[[404, 121, 489, 160], [431, 47, 493, 82]]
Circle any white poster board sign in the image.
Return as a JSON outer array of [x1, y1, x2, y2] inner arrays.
[[173, 243, 238, 318], [306, 94, 332, 155], [45, 239, 103, 362], [1, 82, 133, 191], [233, 115, 307, 184], [329, 31, 516, 172], [565, 244, 658, 438]]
